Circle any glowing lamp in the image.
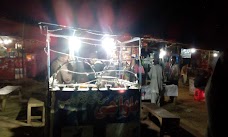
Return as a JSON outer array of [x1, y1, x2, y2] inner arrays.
[[159, 48, 166, 58], [26, 54, 32, 61], [190, 48, 196, 53], [68, 36, 81, 53], [3, 39, 12, 44], [102, 36, 116, 54], [118, 89, 125, 94], [213, 53, 218, 57]]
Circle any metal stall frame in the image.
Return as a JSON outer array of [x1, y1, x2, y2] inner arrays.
[[39, 22, 143, 137]]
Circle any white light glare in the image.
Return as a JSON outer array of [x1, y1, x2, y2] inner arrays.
[[68, 37, 81, 53], [159, 48, 166, 58], [102, 36, 116, 53], [0, 39, 12, 44], [213, 53, 218, 57], [190, 48, 196, 53]]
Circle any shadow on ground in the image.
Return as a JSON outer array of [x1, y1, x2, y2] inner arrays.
[[9, 126, 44, 137], [5, 122, 195, 137], [140, 113, 196, 137], [140, 123, 195, 137], [140, 123, 159, 137]]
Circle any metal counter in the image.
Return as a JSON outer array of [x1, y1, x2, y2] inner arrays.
[[48, 87, 141, 137]]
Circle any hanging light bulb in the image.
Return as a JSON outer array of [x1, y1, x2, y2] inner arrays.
[[102, 35, 116, 54], [69, 37, 81, 51], [190, 48, 196, 53], [159, 48, 166, 58], [213, 53, 218, 57]]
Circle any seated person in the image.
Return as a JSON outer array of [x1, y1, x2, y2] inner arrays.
[[74, 60, 95, 83], [91, 58, 105, 73]]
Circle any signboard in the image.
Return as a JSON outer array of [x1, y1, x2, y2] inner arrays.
[[53, 89, 140, 126], [181, 48, 191, 58]]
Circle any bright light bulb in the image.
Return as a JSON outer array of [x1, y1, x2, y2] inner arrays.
[[3, 39, 12, 44], [159, 48, 166, 58], [102, 36, 116, 54], [213, 53, 218, 57], [191, 48, 196, 53], [8, 39, 12, 43], [68, 37, 81, 53]]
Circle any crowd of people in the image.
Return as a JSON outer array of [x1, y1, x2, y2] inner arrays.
[[51, 50, 214, 105], [50, 51, 181, 104]]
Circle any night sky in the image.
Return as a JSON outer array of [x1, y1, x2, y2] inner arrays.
[[1, 0, 227, 49]]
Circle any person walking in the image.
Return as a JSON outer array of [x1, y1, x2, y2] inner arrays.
[[147, 57, 163, 106], [167, 56, 180, 102], [180, 63, 188, 85]]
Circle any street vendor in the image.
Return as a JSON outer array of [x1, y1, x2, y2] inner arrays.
[[51, 53, 74, 84]]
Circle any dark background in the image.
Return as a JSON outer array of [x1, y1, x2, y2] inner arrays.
[[1, 0, 227, 50]]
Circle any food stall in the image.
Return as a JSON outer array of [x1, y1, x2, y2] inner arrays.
[[0, 36, 26, 80], [180, 48, 218, 96], [39, 22, 142, 137]]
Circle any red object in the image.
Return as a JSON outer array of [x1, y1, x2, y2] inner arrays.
[[194, 88, 205, 101], [0, 58, 26, 80], [133, 64, 145, 74], [0, 58, 15, 80]]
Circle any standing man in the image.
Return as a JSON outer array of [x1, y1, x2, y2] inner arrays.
[[180, 63, 188, 85], [148, 57, 163, 106], [168, 56, 180, 102]]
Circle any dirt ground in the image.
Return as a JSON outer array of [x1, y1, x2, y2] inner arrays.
[[162, 83, 208, 137], [0, 78, 208, 137]]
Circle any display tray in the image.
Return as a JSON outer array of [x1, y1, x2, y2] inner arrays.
[[50, 84, 138, 91]]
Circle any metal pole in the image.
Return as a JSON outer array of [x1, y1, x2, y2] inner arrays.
[[138, 38, 142, 87], [21, 22, 25, 79], [138, 38, 142, 137], [45, 27, 53, 137], [46, 31, 51, 80], [119, 43, 122, 79]]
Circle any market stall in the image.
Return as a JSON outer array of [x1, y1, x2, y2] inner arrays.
[[180, 48, 218, 97], [0, 36, 26, 80], [39, 22, 142, 137]]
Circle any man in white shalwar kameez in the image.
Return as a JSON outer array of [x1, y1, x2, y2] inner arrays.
[[148, 58, 163, 106]]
